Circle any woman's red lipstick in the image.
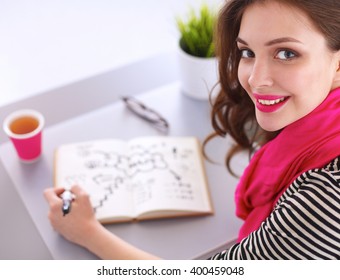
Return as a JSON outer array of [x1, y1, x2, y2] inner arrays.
[[253, 93, 289, 113]]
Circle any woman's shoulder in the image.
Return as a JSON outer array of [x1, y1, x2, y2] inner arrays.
[[277, 156, 340, 206], [210, 156, 340, 260], [323, 156, 340, 174]]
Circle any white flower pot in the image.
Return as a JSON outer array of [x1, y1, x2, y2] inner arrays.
[[177, 46, 219, 100]]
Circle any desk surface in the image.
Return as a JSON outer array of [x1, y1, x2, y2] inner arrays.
[[0, 53, 245, 259]]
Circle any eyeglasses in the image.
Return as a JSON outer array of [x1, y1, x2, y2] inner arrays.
[[121, 96, 169, 134]]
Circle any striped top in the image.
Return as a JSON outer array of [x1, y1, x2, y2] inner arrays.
[[210, 156, 340, 260]]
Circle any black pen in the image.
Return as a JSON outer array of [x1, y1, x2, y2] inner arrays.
[[61, 190, 74, 216]]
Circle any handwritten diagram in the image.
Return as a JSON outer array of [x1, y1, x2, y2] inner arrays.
[[61, 140, 197, 212]]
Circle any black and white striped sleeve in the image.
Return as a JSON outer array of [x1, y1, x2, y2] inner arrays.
[[209, 165, 340, 260]]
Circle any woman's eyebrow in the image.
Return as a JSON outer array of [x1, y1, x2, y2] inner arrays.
[[236, 37, 302, 46], [236, 37, 248, 45], [264, 37, 303, 46]]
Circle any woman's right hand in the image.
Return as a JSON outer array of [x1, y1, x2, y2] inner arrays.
[[43, 185, 102, 249]]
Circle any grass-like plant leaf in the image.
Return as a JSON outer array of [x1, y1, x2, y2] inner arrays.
[[176, 4, 216, 58]]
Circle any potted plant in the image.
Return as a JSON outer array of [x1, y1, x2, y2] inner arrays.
[[176, 4, 219, 100]]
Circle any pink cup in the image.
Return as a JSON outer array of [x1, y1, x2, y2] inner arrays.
[[3, 109, 45, 163]]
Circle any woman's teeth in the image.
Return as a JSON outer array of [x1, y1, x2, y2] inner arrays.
[[258, 97, 286, 106]]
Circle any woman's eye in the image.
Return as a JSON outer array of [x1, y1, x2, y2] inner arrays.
[[275, 50, 297, 60], [240, 49, 255, 58]]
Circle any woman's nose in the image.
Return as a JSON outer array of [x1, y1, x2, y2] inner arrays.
[[248, 60, 274, 89]]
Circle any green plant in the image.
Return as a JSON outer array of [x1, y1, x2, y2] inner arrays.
[[176, 4, 217, 58]]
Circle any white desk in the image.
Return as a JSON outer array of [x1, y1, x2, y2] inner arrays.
[[0, 53, 245, 259]]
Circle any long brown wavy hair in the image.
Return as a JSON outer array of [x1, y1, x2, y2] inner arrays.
[[204, 0, 340, 176]]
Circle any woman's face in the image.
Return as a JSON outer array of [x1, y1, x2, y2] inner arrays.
[[237, 1, 340, 131]]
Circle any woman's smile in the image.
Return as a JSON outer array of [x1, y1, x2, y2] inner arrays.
[[253, 93, 290, 113]]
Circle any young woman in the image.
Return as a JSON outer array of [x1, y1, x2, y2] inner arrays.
[[44, 0, 340, 259]]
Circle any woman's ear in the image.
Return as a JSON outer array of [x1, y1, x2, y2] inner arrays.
[[332, 73, 340, 90], [331, 52, 340, 90]]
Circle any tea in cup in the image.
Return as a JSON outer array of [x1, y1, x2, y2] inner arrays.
[[3, 109, 45, 163]]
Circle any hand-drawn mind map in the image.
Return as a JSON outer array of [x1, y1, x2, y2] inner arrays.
[[63, 141, 199, 212]]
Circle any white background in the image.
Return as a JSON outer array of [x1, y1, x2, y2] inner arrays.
[[0, 0, 222, 106]]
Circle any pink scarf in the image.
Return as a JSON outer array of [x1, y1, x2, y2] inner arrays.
[[235, 87, 340, 241]]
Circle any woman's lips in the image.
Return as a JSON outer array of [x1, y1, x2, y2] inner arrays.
[[253, 93, 290, 113]]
